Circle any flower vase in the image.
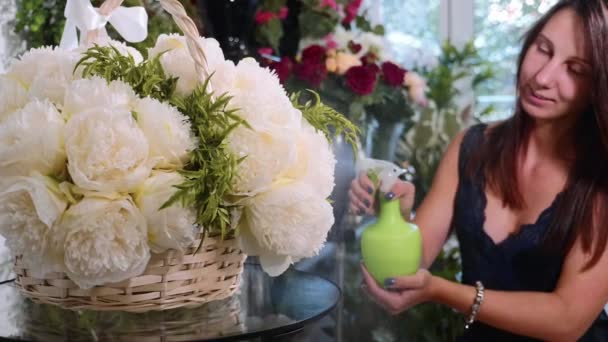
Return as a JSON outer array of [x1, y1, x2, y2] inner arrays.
[[361, 197, 422, 285], [196, 0, 258, 62], [364, 118, 406, 162]]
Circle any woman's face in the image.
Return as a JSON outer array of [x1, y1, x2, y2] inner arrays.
[[519, 8, 592, 122]]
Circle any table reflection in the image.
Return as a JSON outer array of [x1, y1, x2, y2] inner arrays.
[[0, 263, 340, 341]]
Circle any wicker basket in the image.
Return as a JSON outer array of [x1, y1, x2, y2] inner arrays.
[[15, 233, 246, 312], [14, 0, 246, 313]]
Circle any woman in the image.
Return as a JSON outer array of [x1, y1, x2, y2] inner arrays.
[[349, 0, 608, 340]]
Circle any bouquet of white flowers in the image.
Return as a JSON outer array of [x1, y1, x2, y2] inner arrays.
[[0, 0, 357, 312]]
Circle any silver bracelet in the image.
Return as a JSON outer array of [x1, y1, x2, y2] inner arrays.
[[464, 281, 485, 330]]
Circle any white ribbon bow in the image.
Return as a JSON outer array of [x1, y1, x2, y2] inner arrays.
[[59, 0, 148, 50]]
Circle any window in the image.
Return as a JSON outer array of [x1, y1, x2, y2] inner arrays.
[[474, 0, 558, 119], [381, 0, 558, 120], [380, 0, 442, 69]]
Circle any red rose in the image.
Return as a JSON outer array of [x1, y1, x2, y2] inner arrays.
[[270, 57, 293, 84], [255, 11, 275, 25], [345, 65, 378, 95], [364, 62, 380, 74], [381, 61, 407, 87], [294, 61, 327, 87], [301, 44, 327, 64]]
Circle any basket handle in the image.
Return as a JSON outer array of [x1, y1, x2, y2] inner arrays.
[[90, 0, 212, 90]]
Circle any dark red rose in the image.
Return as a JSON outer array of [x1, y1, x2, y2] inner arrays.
[[345, 65, 378, 95], [270, 57, 293, 84], [364, 62, 380, 74], [381, 61, 407, 87], [348, 40, 362, 54], [301, 44, 327, 64], [294, 60, 327, 87]]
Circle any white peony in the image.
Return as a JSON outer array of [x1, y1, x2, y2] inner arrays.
[[356, 31, 391, 60], [6, 46, 81, 106], [223, 58, 302, 195], [63, 76, 137, 119], [148, 34, 231, 96], [53, 194, 150, 289], [0, 76, 28, 121], [281, 120, 336, 198], [227, 126, 297, 195], [0, 99, 66, 178], [65, 106, 153, 193], [134, 171, 197, 253], [133, 97, 197, 169], [239, 182, 334, 276], [0, 174, 68, 278]]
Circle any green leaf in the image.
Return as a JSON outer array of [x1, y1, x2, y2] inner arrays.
[[355, 15, 372, 32], [299, 10, 337, 39], [373, 25, 385, 36], [256, 18, 283, 51], [291, 90, 360, 154]]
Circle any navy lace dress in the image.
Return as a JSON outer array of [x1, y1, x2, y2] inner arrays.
[[453, 124, 608, 341]]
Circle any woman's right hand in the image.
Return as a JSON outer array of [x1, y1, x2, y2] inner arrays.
[[348, 172, 416, 220], [348, 172, 377, 216]]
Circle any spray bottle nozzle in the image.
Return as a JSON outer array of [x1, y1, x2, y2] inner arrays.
[[356, 158, 406, 194]]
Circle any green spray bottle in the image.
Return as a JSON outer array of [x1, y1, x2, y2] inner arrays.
[[359, 158, 422, 285]]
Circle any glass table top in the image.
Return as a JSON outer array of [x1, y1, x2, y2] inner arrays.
[[0, 262, 341, 342]]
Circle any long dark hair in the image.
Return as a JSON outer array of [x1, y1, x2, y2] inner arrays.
[[469, 0, 608, 270]]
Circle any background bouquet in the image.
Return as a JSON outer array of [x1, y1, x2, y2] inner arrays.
[[255, 0, 427, 163], [0, 0, 357, 306]]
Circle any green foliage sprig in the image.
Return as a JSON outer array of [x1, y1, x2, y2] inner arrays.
[[423, 41, 495, 114], [165, 81, 249, 238], [291, 90, 360, 153], [75, 46, 247, 237], [76, 45, 178, 102]]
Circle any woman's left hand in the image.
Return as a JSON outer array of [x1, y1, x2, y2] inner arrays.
[[360, 263, 434, 315]]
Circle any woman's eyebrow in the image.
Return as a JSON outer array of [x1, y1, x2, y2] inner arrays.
[[538, 32, 590, 66]]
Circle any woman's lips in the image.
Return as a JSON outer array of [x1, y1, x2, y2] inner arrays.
[[525, 87, 555, 106]]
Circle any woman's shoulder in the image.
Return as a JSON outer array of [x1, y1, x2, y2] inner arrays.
[[441, 120, 506, 175], [447, 120, 505, 177], [459, 120, 506, 150]]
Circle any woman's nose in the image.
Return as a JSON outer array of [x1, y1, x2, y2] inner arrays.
[[533, 60, 559, 88]]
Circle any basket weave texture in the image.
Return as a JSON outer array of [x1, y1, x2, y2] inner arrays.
[[15, 234, 245, 312]]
